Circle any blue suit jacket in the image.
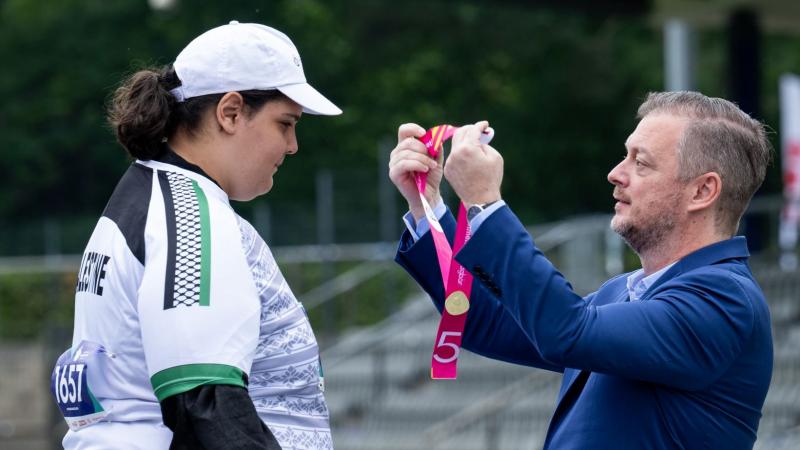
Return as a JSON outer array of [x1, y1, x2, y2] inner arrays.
[[395, 206, 773, 450]]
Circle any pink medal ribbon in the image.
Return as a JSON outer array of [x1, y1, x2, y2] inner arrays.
[[415, 124, 494, 379]]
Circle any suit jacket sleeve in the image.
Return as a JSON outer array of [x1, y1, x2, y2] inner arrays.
[[455, 206, 755, 391], [395, 208, 563, 372]]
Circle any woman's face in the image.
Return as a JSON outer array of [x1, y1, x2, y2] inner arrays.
[[225, 97, 302, 201]]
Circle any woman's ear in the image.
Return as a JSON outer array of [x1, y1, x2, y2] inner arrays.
[[687, 171, 722, 213], [215, 92, 246, 134]]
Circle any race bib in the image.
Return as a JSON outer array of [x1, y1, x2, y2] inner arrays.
[[50, 341, 110, 430]]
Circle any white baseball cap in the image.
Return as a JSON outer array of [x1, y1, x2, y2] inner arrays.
[[170, 21, 342, 116]]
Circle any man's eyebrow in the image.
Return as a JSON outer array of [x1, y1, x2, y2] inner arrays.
[[625, 144, 651, 157], [282, 113, 301, 122]]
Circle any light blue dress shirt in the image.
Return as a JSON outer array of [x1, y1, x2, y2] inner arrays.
[[402, 199, 507, 241], [625, 262, 676, 301]]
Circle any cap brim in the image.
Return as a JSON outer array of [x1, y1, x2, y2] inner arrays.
[[278, 83, 342, 116]]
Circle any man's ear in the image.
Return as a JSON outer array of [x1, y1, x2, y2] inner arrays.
[[687, 171, 722, 213], [215, 92, 246, 135]]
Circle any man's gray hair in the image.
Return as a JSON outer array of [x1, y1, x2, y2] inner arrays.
[[637, 91, 772, 235]]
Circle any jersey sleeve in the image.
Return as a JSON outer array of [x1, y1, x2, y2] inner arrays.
[[138, 170, 261, 402]]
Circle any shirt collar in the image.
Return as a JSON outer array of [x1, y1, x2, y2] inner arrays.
[[644, 237, 750, 296], [137, 148, 230, 205], [626, 262, 676, 302], [155, 145, 222, 189]]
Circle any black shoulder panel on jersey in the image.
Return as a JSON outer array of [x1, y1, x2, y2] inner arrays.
[[158, 171, 178, 310], [102, 163, 153, 265]]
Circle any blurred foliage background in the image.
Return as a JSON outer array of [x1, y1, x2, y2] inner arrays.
[[2, 3, 800, 448], [3, 0, 789, 230], [0, 0, 798, 338]]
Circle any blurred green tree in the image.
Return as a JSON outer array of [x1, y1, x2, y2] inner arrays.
[[0, 0, 787, 242]]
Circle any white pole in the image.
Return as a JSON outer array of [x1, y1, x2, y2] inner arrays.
[[778, 74, 800, 270], [664, 19, 695, 92]]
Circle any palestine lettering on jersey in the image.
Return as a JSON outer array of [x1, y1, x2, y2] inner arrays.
[[76, 252, 111, 296]]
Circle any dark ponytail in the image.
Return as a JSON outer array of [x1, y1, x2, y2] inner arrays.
[[108, 64, 287, 160], [108, 65, 180, 160]]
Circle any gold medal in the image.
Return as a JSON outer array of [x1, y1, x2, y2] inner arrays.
[[444, 291, 469, 316]]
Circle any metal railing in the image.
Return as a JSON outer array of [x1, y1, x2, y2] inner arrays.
[[423, 371, 559, 449], [1, 195, 795, 450]]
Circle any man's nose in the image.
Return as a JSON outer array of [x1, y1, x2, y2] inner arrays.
[[607, 160, 627, 187]]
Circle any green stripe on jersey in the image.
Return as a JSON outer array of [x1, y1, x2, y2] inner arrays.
[[191, 180, 211, 307], [150, 364, 246, 402]]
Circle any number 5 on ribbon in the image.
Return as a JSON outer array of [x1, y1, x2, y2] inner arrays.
[[433, 331, 462, 364]]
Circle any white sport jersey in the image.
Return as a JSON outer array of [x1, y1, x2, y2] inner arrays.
[[54, 156, 331, 449]]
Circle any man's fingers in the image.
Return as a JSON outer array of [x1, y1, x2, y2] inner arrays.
[[389, 148, 438, 170], [485, 144, 502, 160], [452, 121, 490, 158], [390, 138, 436, 173], [389, 159, 432, 178], [452, 124, 468, 145], [398, 123, 426, 142], [390, 137, 429, 158], [463, 120, 489, 145]]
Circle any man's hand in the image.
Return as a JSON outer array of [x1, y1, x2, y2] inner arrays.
[[444, 121, 503, 206], [388, 123, 443, 221]]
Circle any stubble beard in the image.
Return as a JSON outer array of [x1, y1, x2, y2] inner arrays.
[[611, 200, 680, 255]]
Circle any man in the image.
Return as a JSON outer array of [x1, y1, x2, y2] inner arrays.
[[389, 91, 773, 449]]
